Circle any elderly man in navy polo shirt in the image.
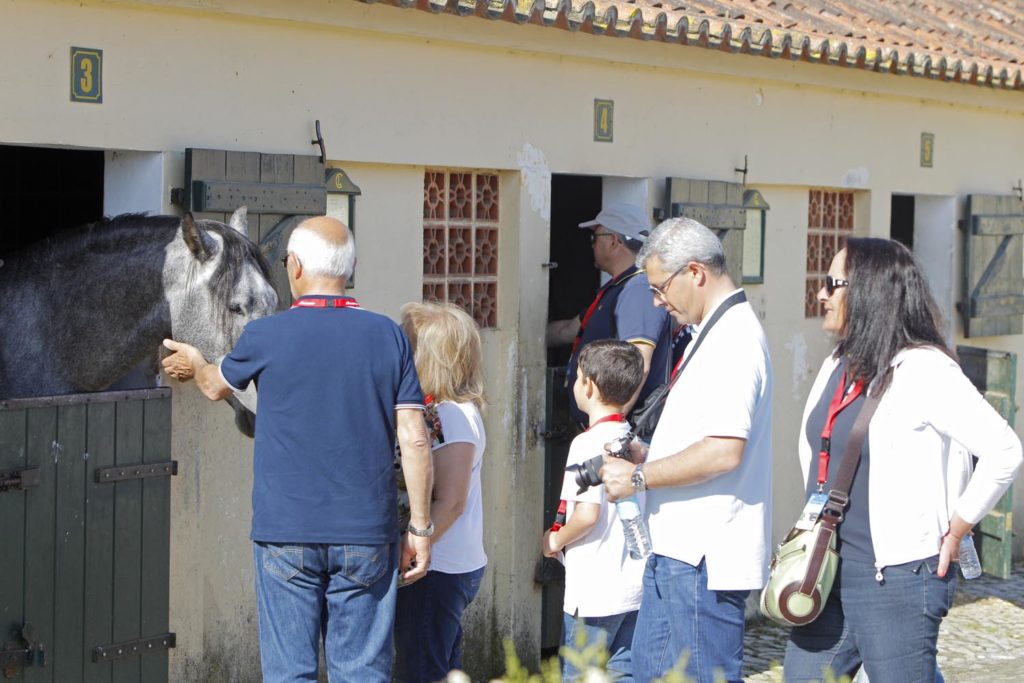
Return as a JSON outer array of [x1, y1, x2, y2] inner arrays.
[[548, 202, 672, 426], [162, 216, 433, 683]]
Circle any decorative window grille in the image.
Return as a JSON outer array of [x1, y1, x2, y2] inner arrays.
[[422, 170, 499, 328], [805, 189, 854, 317]]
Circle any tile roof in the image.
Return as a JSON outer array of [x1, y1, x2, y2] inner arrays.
[[360, 0, 1024, 92]]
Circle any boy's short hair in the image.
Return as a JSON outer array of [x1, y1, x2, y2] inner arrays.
[[577, 340, 644, 407]]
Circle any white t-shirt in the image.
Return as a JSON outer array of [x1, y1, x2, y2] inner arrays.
[[430, 401, 488, 575], [559, 420, 645, 617], [645, 292, 773, 591]]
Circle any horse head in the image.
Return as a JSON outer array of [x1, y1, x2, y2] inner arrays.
[[166, 207, 278, 361], [165, 208, 277, 437]]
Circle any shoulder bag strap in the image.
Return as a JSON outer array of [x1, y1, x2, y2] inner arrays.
[[629, 290, 746, 438], [821, 390, 883, 524], [794, 388, 882, 597]]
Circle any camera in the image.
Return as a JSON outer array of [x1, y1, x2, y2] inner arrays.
[[565, 433, 633, 494]]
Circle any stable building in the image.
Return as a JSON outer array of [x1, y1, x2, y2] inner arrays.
[[1, 0, 1023, 680]]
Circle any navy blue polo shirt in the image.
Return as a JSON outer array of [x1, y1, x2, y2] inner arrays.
[[220, 296, 424, 545], [567, 266, 672, 424]]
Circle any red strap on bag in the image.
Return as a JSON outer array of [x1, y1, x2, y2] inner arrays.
[[550, 500, 568, 532], [816, 372, 864, 487]]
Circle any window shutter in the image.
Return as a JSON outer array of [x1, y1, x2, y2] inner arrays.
[[182, 149, 327, 309], [666, 178, 746, 286], [962, 194, 1024, 337]]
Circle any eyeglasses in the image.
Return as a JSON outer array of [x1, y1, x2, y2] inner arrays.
[[589, 231, 616, 245], [280, 253, 290, 268], [824, 275, 849, 296], [649, 265, 687, 300]]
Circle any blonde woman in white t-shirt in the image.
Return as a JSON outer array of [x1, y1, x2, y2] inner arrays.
[[394, 302, 487, 683]]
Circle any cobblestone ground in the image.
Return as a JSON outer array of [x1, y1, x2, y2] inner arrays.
[[743, 563, 1024, 682]]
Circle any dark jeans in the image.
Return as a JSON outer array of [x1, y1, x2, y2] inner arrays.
[[561, 610, 638, 682], [784, 555, 956, 683], [632, 554, 749, 683], [394, 566, 485, 683], [253, 541, 397, 683]]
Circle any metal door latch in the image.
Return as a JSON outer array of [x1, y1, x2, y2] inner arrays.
[[1, 623, 45, 679], [0, 467, 40, 494], [537, 425, 569, 441]]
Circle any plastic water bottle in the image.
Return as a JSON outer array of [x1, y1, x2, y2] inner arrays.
[[959, 534, 982, 580], [617, 496, 652, 560]]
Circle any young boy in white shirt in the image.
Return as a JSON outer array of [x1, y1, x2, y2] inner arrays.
[[542, 340, 647, 682]]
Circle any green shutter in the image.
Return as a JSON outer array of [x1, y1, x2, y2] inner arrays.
[[666, 178, 746, 286], [183, 148, 327, 309], [962, 195, 1024, 337], [957, 346, 1016, 579]]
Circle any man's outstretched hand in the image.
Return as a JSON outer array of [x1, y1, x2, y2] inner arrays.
[[162, 339, 202, 381]]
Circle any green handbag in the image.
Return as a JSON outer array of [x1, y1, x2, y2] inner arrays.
[[760, 518, 840, 626], [760, 391, 880, 627]]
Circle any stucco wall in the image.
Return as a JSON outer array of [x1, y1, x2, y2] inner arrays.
[[3, 0, 1024, 679]]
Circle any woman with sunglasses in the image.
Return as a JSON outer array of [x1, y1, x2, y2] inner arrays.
[[783, 238, 1022, 682]]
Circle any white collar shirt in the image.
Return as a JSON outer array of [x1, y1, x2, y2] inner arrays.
[[645, 292, 774, 590]]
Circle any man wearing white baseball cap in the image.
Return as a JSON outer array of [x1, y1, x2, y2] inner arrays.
[[547, 202, 672, 427]]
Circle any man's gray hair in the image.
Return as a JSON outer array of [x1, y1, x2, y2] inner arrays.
[[636, 217, 726, 274], [287, 224, 356, 281]]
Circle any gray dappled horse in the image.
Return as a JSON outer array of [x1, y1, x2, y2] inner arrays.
[[0, 208, 276, 435]]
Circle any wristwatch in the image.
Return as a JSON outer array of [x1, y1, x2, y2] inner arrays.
[[407, 521, 435, 538], [631, 463, 647, 492]]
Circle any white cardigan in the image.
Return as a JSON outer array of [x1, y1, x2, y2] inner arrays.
[[798, 346, 1023, 569]]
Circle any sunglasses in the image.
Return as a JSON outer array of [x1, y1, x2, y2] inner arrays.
[[589, 231, 616, 245], [824, 275, 849, 296]]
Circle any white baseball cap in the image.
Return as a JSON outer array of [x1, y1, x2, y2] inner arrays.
[[578, 202, 652, 243]]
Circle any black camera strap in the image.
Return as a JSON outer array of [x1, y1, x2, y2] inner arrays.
[[629, 289, 747, 439]]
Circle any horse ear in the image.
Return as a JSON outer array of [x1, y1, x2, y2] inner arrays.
[[182, 213, 213, 262], [228, 206, 249, 239]]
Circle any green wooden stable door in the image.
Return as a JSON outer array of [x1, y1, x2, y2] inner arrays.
[[0, 389, 175, 681], [958, 347, 1017, 579]]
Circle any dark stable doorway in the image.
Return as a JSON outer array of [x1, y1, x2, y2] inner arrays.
[[890, 194, 915, 250], [547, 175, 603, 368], [0, 144, 104, 254], [541, 174, 602, 656]]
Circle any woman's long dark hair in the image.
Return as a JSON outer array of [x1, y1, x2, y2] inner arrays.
[[836, 237, 953, 391]]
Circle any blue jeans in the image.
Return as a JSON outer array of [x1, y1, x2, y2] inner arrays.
[[394, 566, 485, 683], [784, 555, 956, 683], [561, 610, 638, 682], [632, 555, 749, 683], [253, 541, 397, 683]]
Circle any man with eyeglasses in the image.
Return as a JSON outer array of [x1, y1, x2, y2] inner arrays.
[[547, 202, 672, 427], [600, 217, 773, 683]]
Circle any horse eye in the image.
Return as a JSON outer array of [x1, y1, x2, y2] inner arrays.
[[228, 303, 244, 315]]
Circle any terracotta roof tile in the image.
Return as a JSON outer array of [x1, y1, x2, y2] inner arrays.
[[359, 0, 1024, 91]]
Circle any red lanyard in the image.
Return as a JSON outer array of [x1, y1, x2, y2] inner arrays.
[[671, 355, 685, 379], [586, 413, 625, 432], [817, 372, 864, 487], [290, 297, 360, 310], [569, 268, 640, 358]]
